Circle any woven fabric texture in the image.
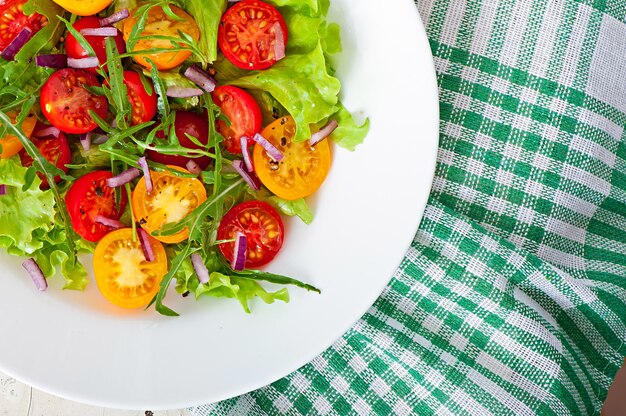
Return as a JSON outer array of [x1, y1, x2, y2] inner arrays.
[[191, 0, 626, 414]]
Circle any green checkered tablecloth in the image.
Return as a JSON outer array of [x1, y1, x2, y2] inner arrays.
[[191, 0, 626, 414]]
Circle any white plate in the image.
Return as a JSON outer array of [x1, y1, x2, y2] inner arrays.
[[0, 0, 438, 410]]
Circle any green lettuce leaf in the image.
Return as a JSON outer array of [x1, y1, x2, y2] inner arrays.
[[267, 197, 314, 224], [0, 158, 88, 289], [31, 224, 88, 290], [183, 0, 227, 65], [228, 43, 341, 143], [329, 103, 370, 151], [0, 157, 55, 253]]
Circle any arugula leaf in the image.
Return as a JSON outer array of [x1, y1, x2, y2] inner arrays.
[[17, 0, 66, 61], [147, 59, 171, 119], [58, 16, 96, 58], [103, 37, 131, 130]]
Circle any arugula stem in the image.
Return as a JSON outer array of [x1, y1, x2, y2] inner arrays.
[[124, 182, 137, 241]]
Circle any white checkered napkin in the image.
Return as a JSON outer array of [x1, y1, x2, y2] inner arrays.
[[192, 0, 626, 414]]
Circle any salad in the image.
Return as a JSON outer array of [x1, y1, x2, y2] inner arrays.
[[0, 0, 368, 315]]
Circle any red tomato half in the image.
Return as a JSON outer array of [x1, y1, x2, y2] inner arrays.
[[218, 0, 288, 70], [147, 111, 211, 169], [217, 200, 284, 268], [212, 86, 262, 154], [0, 0, 47, 52], [19, 123, 71, 188], [123, 71, 157, 126], [40, 68, 109, 134], [65, 16, 126, 74], [66, 171, 127, 242]]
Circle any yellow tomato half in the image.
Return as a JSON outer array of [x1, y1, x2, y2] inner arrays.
[[51, 0, 113, 16], [123, 5, 200, 70], [93, 228, 168, 309], [132, 166, 207, 244], [253, 116, 332, 200], [0, 111, 36, 159]]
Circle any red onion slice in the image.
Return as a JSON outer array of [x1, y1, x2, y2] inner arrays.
[[240, 136, 254, 172], [92, 134, 109, 145], [137, 157, 153, 193], [68, 56, 99, 69], [0, 185, 7, 196], [34, 126, 61, 139], [35, 54, 67, 68], [106, 168, 140, 188], [186, 160, 201, 175], [273, 22, 286, 61], [310, 120, 338, 146], [99, 9, 130, 26], [138, 228, 155, 262], [80, 27, 120, 37], [95, 215, 126, 229], [232, 160, 260, 190], [231, 232, 247, 271], [166, 87, 204, 98], [1, 27, 32, 61], [191, 253, 210, 284], [79, 132, 91, 152], [22, 258, 47, 291], [183, 65, 217, 93], [253, 133, 283, 162]]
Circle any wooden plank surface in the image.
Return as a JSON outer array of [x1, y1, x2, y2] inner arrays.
[[0, 371, 190, 416]]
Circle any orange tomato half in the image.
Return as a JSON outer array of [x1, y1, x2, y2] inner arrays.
[[0, 111, 37, 159], [253, 116, 331, 200], [123, 5, 200, 70], [132, 166, 207, 244], [52, 0, 113, 16], [93, 228, 167, 309]]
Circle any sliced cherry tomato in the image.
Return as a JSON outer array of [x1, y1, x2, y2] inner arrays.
[[217, 200, 284, 268], [0, 0, 47, 52], [65, 16, 126, 74], [0, 110, 36, 159], [40, 68, 108, 134], [253, 116, 331, 200], [211, 85, 262, 154], [218, 0, 288, 70], [19, 123, 70, 188], [66, 171, 127, 242], [147, 111, 211, 169], [51, 0, 112, 16], [123, 71, 157, 126], [132, 167, 207, 244], [93, 228, 167, 309], [123, 5, 200, 70]]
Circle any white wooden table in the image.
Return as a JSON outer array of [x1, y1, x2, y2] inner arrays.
[[0, 371, 190, 416]]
